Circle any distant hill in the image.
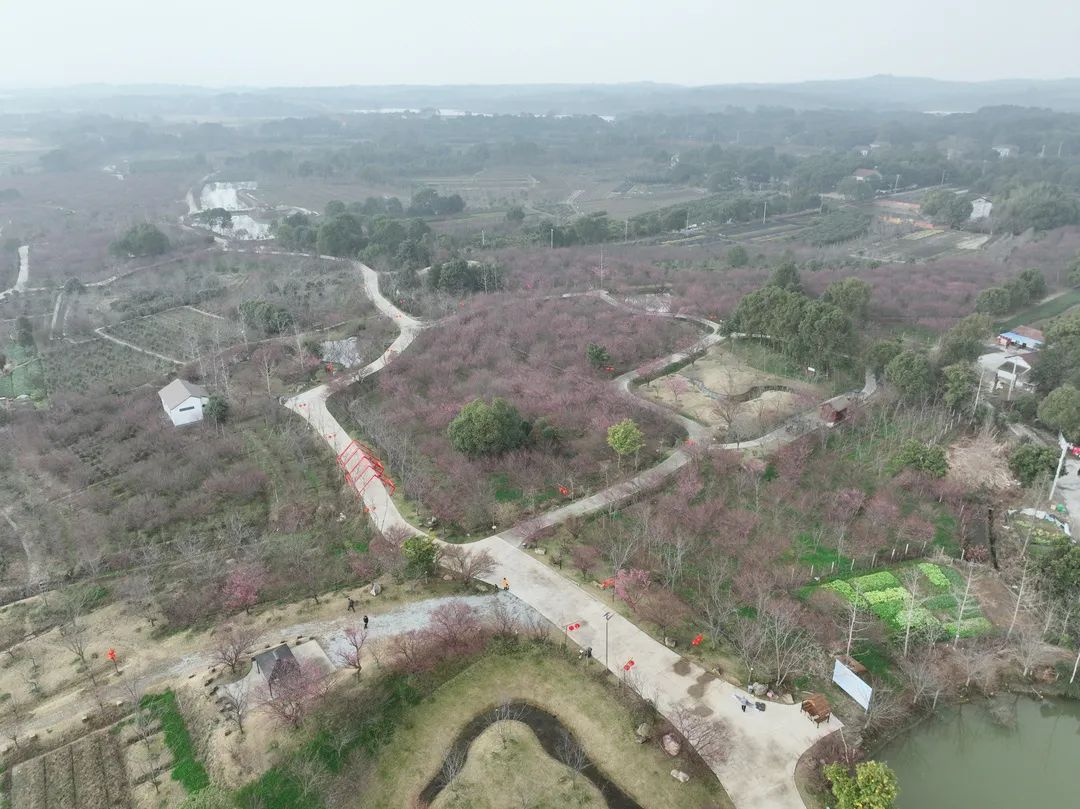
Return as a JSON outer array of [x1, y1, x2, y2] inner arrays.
[[8, 76, 1080, 117]]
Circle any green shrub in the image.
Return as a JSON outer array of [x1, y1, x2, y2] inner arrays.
[[917, 562, 950, 589], [891, 440, 948, 478]]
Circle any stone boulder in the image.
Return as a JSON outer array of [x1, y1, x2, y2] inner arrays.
[[750, 682, 768, 696], [661, 733, 681, 757], [369, 582, 382, 596], [780, 692, 795, 705], [670, 770, 691, 783], [634, 723, 652, 743]]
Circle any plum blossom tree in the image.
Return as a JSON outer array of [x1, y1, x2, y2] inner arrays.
[[614, 568, 651, 610], [222, 563, 267, 614]]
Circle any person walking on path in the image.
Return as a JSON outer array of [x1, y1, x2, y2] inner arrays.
[[347, 597, 356, 613], [363, 614, 369, 630], [501, 577, 510, 591]]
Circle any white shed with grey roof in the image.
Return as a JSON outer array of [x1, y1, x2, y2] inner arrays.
[[158, 379, 209, 426]]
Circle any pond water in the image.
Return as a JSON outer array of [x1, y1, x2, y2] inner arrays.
[[881, 697, 1080, 809], [419, 702, 643, 809]]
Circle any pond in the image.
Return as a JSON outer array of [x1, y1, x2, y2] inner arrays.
[[881, 696, 1080, 809], [419, 701, 643, 809]]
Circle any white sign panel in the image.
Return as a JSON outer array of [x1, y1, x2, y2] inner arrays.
[[832, 659, 872, 711]]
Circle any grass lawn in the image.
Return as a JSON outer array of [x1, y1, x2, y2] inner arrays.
[[430, 720, 606, 809], [997, 288, 1080, 331], [362, 647, 732, 809]]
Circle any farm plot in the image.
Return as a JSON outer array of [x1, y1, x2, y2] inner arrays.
[[41, 338, 173, 395], [102, 307, 245, 362], [638, 342, 823, 440], [11, 729, 132, 809], [821, 563, 993, 640]]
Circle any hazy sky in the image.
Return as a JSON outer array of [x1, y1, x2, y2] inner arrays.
[[2, 0, 1076, 87]]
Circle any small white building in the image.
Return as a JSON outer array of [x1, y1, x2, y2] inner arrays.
[[969, 197, 993, 220], [158, 379, 209, 426]]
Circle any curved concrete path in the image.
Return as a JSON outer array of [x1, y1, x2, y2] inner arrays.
[[0, 245, 29, 301], [284, 266, 844, 809]]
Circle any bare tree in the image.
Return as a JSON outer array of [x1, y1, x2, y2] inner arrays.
[[758, 604, 824, 687], [1014, 627, 1051, 678], [57, 585, 98, 686], [440, 545, 496, 587], [492, 699, 525, 747], [555, 729, 589, 781], [221, 680, 250, 735], [860, 688, 906, 738], [952, 563, 976, 648], [1, 689, 29, 749], [670, 702, 730, 766], [898, 568, 935, 658], [335, 626, 368, 677], [121, 675, 161, 794], [439, 744, 467, 792], [699, 557, 736, 646], [260, 660, 332, 729], [836, 589, 875, 658], [898, 650, 946, 708], [213, 623, 258, 675], [954, 640, 1005, 693]]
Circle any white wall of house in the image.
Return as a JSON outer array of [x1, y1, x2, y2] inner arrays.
[[167, 395, 207, 426], [970, 198, 993, 220]]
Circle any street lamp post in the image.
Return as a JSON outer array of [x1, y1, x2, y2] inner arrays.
[[603, 611, 613, 671]]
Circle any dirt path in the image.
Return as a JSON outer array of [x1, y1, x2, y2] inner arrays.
[[9, 594, 536, 740], [93, 328, 184, 365]]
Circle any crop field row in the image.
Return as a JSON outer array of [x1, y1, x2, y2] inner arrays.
[[822, 562, 993, 639], [42, 338, 173, 395], [102, 307, 245, 361], [11, 730, 131, 809]]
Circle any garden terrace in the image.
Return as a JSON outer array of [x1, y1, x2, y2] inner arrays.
[[334, 293, 699, 531], [2, 387, 364, 625]]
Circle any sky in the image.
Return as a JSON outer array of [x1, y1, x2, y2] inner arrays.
[[1, 0, 1076, 88]]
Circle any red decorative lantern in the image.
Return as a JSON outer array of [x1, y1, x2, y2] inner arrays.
[[691, 633, 704, 647]]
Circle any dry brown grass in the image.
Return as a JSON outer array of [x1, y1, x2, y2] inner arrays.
[[946, 430, 1017, 491]]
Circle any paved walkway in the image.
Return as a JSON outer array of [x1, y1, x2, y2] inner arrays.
[[283, 264, 841, 809], [284, 264, 422, 536], [0, 245, 29, 301]]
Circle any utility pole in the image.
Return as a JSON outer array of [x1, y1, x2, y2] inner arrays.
[[762, 199, 767, 224], [941, 168, 947, 185], [624, 219, 629, 243], [1059, 141, 1064, 158], [599, 246, 605, 289], [1049, 436, 1069, 501], [603, 611, 613, 670], [686, 210, 690, 231], [893, 174, 901, 192], [550, 227, 554, 249], [481, 229, 485, 248]]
